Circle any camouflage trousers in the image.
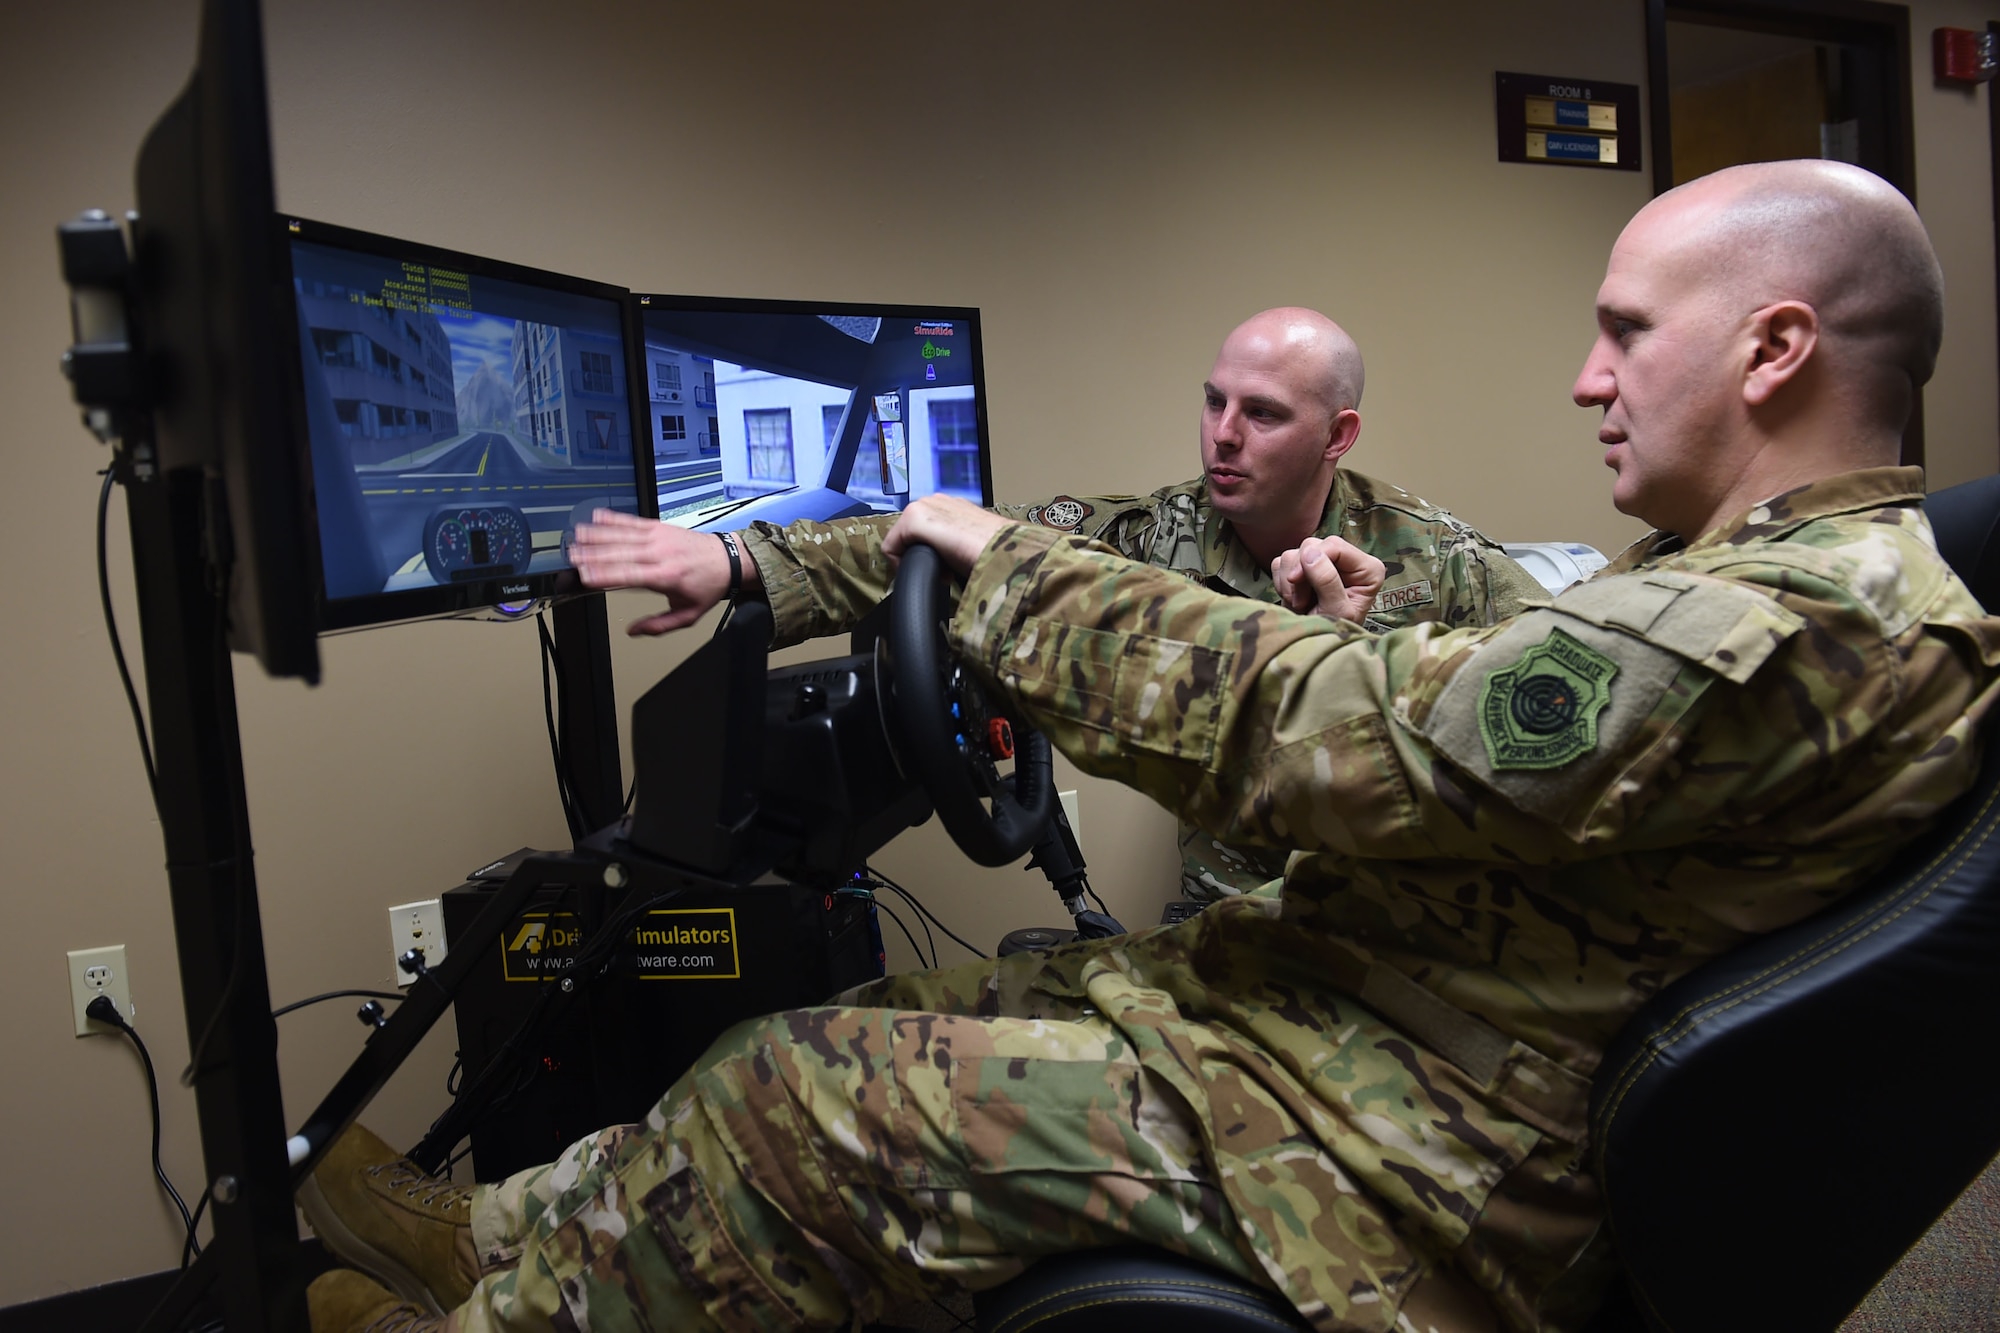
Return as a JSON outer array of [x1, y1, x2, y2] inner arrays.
[[441, 951, 1267, 1332], [439, 931, 1537, 1332]]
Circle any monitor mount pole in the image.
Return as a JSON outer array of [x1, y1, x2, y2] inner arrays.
[[63, 210, 308, 1333]]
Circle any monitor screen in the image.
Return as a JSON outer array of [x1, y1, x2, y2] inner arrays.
[[633, 296, 993, 533], [280, 217, 654, 631]]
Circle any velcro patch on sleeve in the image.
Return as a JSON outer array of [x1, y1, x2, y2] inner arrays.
[[1418, 573, 1802, 828], [1024, 496, 1096, 531], [1543, 570, 1803, 683], [1421, 610, 1690, 828], [1476, 627, 1618, 771]]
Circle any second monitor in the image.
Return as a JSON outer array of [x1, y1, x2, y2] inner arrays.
[[636, 295, 994, 533]]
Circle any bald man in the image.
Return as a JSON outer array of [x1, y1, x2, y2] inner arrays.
[[303, 162, 1998, 1333], [572, 306, 1547, 901]]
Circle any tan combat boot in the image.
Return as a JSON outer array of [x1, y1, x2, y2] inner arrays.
[[307, 1269, 445, 1333], [297, 1123, 480, 1317]]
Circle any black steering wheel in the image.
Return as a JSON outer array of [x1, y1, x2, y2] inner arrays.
[[883, 543, 1055, 866]]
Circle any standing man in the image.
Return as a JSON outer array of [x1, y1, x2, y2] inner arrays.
[[576, 306, 1547, 900], [303, 161, 2000, 1333]]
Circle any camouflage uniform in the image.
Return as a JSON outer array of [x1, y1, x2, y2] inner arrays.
[[743, 469, 1548, 900], [439, 467, 1997, 1333]]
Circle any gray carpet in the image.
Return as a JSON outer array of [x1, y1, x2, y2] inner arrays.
[[1841, 1149, 2000, 1330]]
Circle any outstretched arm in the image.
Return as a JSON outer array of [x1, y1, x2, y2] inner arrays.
[[886, 495, 1385, 624], [569, 509, 763, 636]]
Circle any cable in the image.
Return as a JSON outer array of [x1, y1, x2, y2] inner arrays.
[[96, 467, 160, 813], [177, 859, 248, 1088], [872, 896, 930, 969], [536, 612, 585, 843], [177, 524, 252, 1089], [872, 882, 937, 966], [181, 1187, 210, 1269], [88, 995, 201, 1261], [271, 988, 406, 1019], [864, 865, 988, 960]]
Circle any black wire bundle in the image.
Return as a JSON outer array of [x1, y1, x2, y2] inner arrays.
[[859, 865, 988, 967]]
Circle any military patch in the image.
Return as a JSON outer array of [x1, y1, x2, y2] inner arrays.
[[1028, 496, 1095, 531], [1477, 627, 1618, 770], [1374, 579, 1435, 613]]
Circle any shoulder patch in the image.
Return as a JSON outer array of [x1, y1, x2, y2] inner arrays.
[[1419, 608, 1702, 830], [1477, 627, 1617, 770], [1028, 496, 1095, 531]]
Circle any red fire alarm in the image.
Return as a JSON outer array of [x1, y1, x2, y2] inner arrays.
[[1934, 27, 1998, 84]]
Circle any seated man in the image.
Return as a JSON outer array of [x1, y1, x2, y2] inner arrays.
[[301, 161, 1997, 1333], [576, 305, 1546, 900]]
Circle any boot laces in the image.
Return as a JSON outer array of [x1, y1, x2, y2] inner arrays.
[[369, 1157, 472, 1213], [360, 1300, 444, 1333]]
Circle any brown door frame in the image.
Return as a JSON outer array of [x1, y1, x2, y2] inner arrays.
[[1644, 0, 1923, 465]]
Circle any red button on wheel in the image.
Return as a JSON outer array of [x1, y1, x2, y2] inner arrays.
[[987, 718, 1015, 759]]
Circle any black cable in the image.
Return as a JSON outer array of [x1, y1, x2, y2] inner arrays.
[[180, 1188, 209, 1269], [96, 467, 160, 813], [865, 865, 988, 959], [872, 896, 931, 970], [1085, 884, 1112, 914], [536, 612, 585, 843], [878, 882, 938, 966], [271, 988, 406, 1019], [88, 996, 201, 1260], [178, 528, 253, 1089], [177, 859, 247, 1088]]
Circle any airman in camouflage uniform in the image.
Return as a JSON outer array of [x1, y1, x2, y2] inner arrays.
[[309, 163, 1993, 1333], [745, 468, 1547, 900], [564, 305, 1544, 904]]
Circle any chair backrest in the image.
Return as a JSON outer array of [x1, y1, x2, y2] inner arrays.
[[1588, 474, 2000, 1333]]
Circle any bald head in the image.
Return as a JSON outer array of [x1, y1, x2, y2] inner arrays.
[[1222, 307, 1366, 417], [1200, 306, 1367, 562], [1643, 161, 1943, 428]]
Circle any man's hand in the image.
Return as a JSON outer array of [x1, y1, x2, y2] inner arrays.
[[1271, 536, 1384, 623], [568, 509, 763, 636], [882, 494, 1011, 576]]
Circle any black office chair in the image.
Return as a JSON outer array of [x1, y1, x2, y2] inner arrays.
[[971, 475, 2000, 1333]]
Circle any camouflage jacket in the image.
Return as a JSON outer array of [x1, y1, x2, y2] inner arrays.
[[744, 469, 1547, 899], [945, 467, 2000, 1329]]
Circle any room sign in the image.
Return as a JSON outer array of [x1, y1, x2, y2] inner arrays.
[[1495, 71, 1642, 172]]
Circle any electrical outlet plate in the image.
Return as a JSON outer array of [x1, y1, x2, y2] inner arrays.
[[389, 899, 447, 986], [68, 944, 132, 1037], [1058, 789, 1081, 850]]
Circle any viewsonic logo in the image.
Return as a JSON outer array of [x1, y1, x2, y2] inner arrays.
[[501, 583, 530, 595]]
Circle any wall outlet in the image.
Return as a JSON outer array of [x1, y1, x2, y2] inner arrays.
[[389, 899, 447, 986], [1058, 789, 1081, 850], [68, 944, 132, 1038]]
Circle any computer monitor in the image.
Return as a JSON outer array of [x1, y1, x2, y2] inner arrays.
[[131, 0, 320, 680], [279, 218, 657, 632], [633, 296, 993, 533]]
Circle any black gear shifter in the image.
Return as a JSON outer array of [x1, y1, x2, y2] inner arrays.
[[1014, 780, 1124, 941]]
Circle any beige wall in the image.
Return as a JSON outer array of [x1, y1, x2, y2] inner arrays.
[[1, 0, 1992, 1304]]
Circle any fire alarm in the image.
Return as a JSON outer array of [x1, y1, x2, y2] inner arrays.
[[1934, 27, 1998, 84]]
